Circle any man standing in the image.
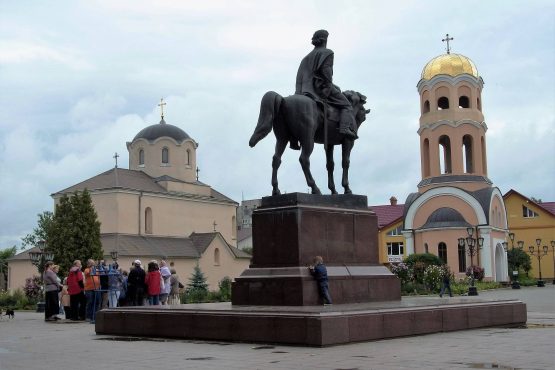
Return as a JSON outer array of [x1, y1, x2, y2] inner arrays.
[[127, 260, 146, 306], [295, 29, 358, 141]]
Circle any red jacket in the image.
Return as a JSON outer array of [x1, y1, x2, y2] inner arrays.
[[67, 267, 84, 295], [145, 270, 161, 296]]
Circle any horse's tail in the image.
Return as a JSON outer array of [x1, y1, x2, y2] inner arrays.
[[249, 91, 282, 147]]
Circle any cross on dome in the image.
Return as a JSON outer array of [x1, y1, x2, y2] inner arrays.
[[158, 98, 167, 120], [442, 33, 454, 54]]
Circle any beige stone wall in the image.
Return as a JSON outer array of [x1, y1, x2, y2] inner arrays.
[[198, 236, 250, 289], [7, 260, 37, 291], [128, 138, 197, 183]]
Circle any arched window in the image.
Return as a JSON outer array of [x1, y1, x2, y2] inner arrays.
[[481, 136, 487, 175], [214, 248, 220, 266], [462, 135, 473, 173], [186, 149, 191, 165], [438, 242, 447, 264], [145, 207, 152, 234], [423, 138, 430, 177], [458, 244, 467, 272], [162, 147, 169, 164], [437, 97, 449, 110], [139, 149, 144, 166], [458, 96, 470, 108], [423, 100, 430, 113], [439, 135, 452, 174], [424, 243, 429, 254]]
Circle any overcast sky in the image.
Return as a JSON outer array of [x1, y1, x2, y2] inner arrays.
[[1, 1, 554, 249]]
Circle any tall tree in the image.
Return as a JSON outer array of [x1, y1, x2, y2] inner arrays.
[[48, 190, 103, 276], [0, 246, 17, 289], [21, 211, 54, 250]]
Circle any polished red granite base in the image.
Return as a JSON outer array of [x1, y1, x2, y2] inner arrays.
[[95, 298, 526, 346]]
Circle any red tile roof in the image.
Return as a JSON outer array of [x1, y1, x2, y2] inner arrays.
[[369, 204, 404, 229], [538, 202, 555, 217]]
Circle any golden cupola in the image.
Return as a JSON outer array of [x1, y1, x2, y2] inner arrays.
[[421, 53, 479, 80]]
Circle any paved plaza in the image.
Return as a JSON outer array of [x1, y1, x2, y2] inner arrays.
[[0, 285, 553, 370]]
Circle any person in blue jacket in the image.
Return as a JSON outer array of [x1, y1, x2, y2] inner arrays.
[[309, 256, 332, 305]]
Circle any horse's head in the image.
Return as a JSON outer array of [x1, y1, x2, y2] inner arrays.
[[344, 90, 370, 127]]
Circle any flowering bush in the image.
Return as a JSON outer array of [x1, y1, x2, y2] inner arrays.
[[390, 262, 411, 283], [411, 261, 427, 284], [466, 266, 485, 282], [423, 265, 443, 291], [23, 275, 42, 302]]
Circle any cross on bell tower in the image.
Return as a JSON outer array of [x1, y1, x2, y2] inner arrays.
[[442, 33, 454, 54]]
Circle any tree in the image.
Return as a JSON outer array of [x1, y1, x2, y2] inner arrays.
[[21, 211, 54, 250], [0, 246, 17, 289], [186, 263, 208, 303], [48, 190, 103, 277], [507, 248, 532, 276]]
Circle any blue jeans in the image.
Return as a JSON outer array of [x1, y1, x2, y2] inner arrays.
[[318, 282, 332, 304], [85, 290, 101, 320], [439, 283, 453, 297], [148, 295, 159, 305]]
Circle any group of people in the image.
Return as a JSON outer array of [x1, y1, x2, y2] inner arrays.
[[42, 258, 183, 322]]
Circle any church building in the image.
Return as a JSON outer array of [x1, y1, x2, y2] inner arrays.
[[8, 104, 250, 290], [402, 37, 509, 281]]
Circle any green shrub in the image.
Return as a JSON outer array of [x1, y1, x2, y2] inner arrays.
[[404, 253, 443, 267], [218, 276, 232, 301], [0, 289, 34, 310], [423, 265, 443, 292]]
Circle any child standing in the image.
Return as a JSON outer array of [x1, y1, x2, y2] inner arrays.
[[309, 256, 332, 305]]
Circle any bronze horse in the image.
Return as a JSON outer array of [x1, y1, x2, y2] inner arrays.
[[249, 90, 369, 195]]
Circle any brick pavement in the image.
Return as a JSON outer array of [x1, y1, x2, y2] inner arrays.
[[0, 285, 553, 370]]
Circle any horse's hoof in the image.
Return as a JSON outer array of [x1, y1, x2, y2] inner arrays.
[[272, 190, 281, 196], [344, 189, 352, 195], [330, 190, 338, 195], [312, 188, 322, 195]]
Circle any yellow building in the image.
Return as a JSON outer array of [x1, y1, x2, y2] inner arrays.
[[371, 197, 406, 265], [504, 189, 555, 281]]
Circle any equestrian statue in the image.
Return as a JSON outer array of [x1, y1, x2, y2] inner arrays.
[[249, 29, 370, 195]]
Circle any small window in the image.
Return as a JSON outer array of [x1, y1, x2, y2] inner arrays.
[[423, 100, 430, 113], [424, 243, 429, 254], [477, 97, 482, 111], [458, 244, 467, 272], [186, 149, 191, 165], [438, 97, 449, 110], [214, 248, 220, 266], [386, 226, 403, 236], [458, 96, 470, 108], [139, 149, 144, 166], [522, 205, 539, 218], [438, 242, 447, 264], [145, 207, 153, 234], [162, 147, 169, 164], [387, 242, 404, 256]]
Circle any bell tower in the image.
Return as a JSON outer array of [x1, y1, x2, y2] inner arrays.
[[417, 35, 490, 193]]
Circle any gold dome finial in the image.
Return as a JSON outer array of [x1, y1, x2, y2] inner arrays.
[[442, 33, 454, 54]]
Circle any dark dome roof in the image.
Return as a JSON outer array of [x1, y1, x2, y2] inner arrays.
[[421, 207, 471, 229], [133, 119, 191, 143]]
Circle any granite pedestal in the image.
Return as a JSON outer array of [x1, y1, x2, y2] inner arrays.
[[232, 193, 401, 305]]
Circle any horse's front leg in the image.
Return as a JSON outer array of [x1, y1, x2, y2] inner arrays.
[[325, 145, 337, 194], [341, 141, 354, 194], [299, 142, 321, 195], [271, 139, 288, 195]]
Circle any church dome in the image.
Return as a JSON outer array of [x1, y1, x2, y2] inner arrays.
[[133, 119, 191, 143], [421, 207, 471, 229], [421, 53, 479, 80]]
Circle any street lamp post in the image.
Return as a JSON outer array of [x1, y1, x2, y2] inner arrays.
[[458, 227, 484, 296], [27, 240, 55, 312], [502, 232, 524, 289], [550, 240, 555, 285], [528, 238, 548, 287]]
